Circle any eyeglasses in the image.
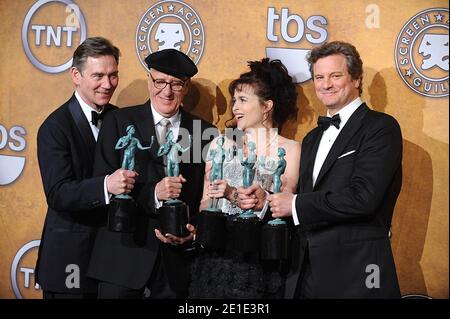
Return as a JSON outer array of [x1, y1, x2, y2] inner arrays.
[[149, 73, 186, 92]]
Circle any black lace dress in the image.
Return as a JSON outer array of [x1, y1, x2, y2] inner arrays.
[[189, 158, 289, 299]]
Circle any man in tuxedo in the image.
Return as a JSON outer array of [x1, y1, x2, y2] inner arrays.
[[87, 49, 217, 298], [36, 37, 137, 299], [268, 41, 402, 298]]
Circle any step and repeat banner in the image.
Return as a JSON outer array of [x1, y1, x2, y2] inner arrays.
[[0, 0, 448, 299]]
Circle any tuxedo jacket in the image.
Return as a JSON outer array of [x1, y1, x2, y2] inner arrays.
[[86, 101, 216, 296], [35, 94, 116, 293], [285, 103, 402, 298]]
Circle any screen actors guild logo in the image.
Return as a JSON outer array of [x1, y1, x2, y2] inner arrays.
[[395, 8, 449, 98], [135, 0, 205, 71], [419, 34, 449, 71]]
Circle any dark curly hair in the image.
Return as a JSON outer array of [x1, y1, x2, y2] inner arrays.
[[227, 58, 297, 131]]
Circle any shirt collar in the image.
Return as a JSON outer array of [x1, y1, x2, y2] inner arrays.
[[327, 97, 362, 129], [150, 102, 181, 127], [75, 91, 104, 123]]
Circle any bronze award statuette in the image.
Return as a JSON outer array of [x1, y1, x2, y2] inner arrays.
[[156, 131, 191, 237], [260, 147, 289, 260], [108, 125, 153, 232], [231, 141, 261, 253], [196, 136, 231, 251]]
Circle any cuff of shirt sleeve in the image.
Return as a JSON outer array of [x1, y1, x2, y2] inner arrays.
[[104, 175, 111, 205], [255, 190, 270, 220], [292, 194, 300, 226], [154, 189, 163, 209]]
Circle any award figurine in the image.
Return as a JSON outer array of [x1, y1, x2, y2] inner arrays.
[[238, 141, 257, 218], [196, 136, 232, 250], [108, 125, 154, 232], [157, 130, 192, 237], [231, 141, 261, 253], [260, 147, 289, 260]]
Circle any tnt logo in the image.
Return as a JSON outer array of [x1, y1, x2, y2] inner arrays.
[[11, 240, 41, 299], [22, 0, 87, 73], [0, 124, 27, 186], [265, 7, 328, 83]]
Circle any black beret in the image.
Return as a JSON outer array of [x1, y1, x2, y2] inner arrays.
[[144, 49, 198, 79]]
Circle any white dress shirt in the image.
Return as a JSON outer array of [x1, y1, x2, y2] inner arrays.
[[151, 103, 181, 139], [151, 104, 182, 208], [292, 97, 363, 226], [75, 91, 102, 140], [74, 91, 111, 205]]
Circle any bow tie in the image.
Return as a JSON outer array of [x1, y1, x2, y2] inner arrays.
[[317, 114, 341, 131], [91, 110, 105, 126]]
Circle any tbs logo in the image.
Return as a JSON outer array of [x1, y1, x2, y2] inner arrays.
[[0, 124, 27, 186], [265, 7, 328, 83]]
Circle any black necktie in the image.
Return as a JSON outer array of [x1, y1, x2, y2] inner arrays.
[[91, 110, 105, 126], [317, 114, 341, 131]]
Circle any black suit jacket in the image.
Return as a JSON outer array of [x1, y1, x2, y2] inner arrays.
[[86, 101, 216, 296], [285, 103, 402, 298], [35, 94, 116, 293]]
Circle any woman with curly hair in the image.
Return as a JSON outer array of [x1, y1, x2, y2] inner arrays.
[[190, 58, 301, 298]]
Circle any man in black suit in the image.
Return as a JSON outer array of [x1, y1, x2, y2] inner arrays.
[[268, 41, 402, 298], [87, 49, 217, 298], [36, 37, 137, 299]]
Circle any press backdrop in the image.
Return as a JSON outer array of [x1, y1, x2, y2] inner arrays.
[[0, 0, 448, 299]]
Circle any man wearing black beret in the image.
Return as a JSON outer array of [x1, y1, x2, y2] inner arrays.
[[87, 49, 217, 298]]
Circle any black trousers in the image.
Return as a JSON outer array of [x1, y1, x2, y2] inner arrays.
[[294, 248, 315, 299], [97, 253, 176, 299], [43, 291, 97, 299]]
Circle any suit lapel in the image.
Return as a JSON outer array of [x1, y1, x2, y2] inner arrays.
[[178, 108, 196, 175], [301, 128, 323, 193], [133, 101, 154, 145], [132, 101, 162, 164], [179, 108, 194, 144], [314, 103, 369, 189], [136, 106, 194, 178], [103, 103, 115, 116], [68, 95, 96, 160]]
